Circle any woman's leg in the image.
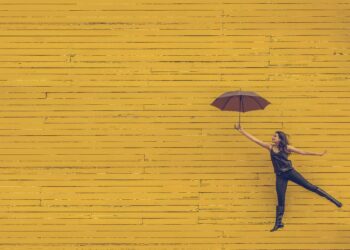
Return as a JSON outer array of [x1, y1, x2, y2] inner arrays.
[[285, 169, 342, 207], [271, 174, 288, 232], [276, 174, 289, 207]]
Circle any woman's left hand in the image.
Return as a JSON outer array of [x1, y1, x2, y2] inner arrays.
[[319, 150, 327, 156]]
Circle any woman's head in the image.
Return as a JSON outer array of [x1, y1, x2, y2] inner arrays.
[[272, 131, 291, 155]]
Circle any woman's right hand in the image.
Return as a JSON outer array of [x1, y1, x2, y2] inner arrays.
[[234, 122, 242, 132]]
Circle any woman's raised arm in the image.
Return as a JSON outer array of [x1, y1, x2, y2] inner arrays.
[[234, 123, 271, 150]]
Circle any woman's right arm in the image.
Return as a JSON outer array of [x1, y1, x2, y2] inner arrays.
[[234, 123, 271, 151]]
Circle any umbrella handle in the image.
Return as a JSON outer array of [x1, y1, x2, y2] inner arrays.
[[239, 93, 242, 126], [238, 113, 241, 129]]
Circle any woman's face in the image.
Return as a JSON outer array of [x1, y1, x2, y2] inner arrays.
[[272, 133, 280, 145]]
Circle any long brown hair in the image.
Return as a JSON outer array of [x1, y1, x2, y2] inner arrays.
[[276, 131, 291, 155]]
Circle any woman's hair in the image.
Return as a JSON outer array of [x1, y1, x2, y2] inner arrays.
[[275, 131, 291, 155]]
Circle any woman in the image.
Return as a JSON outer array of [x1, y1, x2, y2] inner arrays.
[[234, 123, 343, 232]]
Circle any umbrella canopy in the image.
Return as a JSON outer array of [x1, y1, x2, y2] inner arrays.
[[211, 90, 271, 125]]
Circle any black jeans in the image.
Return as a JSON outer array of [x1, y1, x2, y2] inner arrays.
[[275, 168, 320, 207]]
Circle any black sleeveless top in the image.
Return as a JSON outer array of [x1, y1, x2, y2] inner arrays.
[[270, 146, 294, 175]]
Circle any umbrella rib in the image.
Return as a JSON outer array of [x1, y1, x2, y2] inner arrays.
[[222, 96, 232, 110], [247, 95, 263, 109]]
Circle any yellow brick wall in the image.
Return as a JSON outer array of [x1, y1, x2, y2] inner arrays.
[[0, 0, 349, 249]]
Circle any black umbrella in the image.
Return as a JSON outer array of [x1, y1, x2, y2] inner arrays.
[[211, 89, 271, 126]]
